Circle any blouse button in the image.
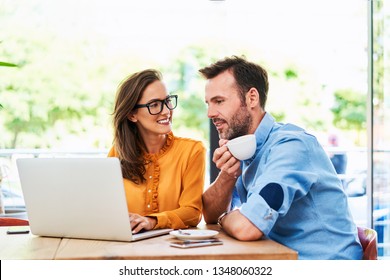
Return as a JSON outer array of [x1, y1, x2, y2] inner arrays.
[[148, 189, 151, 193], [147, 204, 151, 208], [149, 176, 152, 179]]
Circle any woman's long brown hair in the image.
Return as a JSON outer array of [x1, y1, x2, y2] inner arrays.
[[112, 69, 162, 184]]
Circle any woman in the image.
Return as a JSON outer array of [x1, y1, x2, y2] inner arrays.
[[109, 69, 206, 233]]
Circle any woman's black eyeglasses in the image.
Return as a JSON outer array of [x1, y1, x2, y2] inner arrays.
[[134, 95, 178, 115]]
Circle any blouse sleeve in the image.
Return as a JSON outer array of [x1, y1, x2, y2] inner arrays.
[[107, 146, 116, 157], [148, 142, 206, 229]]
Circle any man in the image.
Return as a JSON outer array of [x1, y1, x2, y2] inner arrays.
[[200, 55, 363, 260]]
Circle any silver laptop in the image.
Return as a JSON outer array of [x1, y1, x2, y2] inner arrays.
[[16, 157, 172, 242]]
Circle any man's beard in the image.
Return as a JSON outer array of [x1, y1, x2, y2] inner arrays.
[[219, 106, 252, 140]]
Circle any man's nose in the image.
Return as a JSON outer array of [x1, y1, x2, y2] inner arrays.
[[207, 105, 217, 119]]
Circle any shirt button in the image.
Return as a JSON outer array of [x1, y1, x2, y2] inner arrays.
[[149, 176, 152, 179], [148, 189, 151, 193], [147, 204, 150, 208], [264, 209, 273, 220]]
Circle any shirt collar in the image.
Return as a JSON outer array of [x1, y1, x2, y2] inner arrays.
[[254, 112, 275, 147], [244, 112, 275, 163], [144, 131, 174, 161]]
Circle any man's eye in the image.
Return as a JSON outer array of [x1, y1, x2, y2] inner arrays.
[[216, 99, 224, 104]]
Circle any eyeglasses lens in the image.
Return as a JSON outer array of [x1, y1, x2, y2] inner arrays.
[[149, 96, 177, 115]]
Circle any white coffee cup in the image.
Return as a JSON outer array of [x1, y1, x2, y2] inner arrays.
[[226, 134, 257, 160]]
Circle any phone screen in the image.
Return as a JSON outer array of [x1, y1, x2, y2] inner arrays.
[[6, 226, 30, 234]]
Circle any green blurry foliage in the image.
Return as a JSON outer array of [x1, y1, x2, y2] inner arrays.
[[0, 5, 365, 149], [331, 89, 366, 144]]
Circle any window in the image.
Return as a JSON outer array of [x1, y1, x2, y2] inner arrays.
[[370, 0, 390, 259]]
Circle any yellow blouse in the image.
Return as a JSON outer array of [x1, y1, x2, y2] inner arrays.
[[108, 132, 206, 229]]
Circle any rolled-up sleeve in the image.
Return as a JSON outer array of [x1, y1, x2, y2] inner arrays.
[[239, 136, 319, 235]]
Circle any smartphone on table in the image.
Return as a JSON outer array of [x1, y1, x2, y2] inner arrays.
[[6, 226, 30, 234], [170, 239, 223, 249]]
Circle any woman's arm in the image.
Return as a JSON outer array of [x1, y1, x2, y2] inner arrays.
[[149, 142, 206, 229]]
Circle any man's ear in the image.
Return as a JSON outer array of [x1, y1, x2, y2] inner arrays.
[[247, 87, 260, 108]]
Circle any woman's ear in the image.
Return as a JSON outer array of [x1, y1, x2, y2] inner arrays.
[[127, 112, 137, 122], [247, 87, 260, 108]]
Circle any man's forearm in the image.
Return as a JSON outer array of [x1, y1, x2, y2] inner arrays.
[[219, 209, 263, 241], [202, 172, 236, 223]]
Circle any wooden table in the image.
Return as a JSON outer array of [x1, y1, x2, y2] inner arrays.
[[0, 227, 61, 260], [0, 224, 297, 260]]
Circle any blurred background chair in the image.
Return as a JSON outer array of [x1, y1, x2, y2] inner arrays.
[[357, 226, 378, 260], [0, 217, 29, 226]]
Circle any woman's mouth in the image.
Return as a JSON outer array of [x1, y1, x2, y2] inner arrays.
[[157, 118, 171, 125]]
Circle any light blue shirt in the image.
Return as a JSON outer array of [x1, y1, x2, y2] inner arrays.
[[232, 113, 363, 260]]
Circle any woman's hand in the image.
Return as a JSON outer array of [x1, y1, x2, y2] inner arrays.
[[129, 213, 157, 233]]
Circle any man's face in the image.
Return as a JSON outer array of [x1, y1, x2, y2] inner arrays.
[[204, 70, 252, 140]]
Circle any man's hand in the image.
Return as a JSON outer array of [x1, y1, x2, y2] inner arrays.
[[213, 139, 242, 179], [202, 139, 242, 224]]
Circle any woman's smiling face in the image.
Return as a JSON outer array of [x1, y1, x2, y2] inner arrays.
[[129, 80, 173, 137]]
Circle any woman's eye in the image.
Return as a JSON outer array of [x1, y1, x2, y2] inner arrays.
[[148, 102, 159, 108]]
